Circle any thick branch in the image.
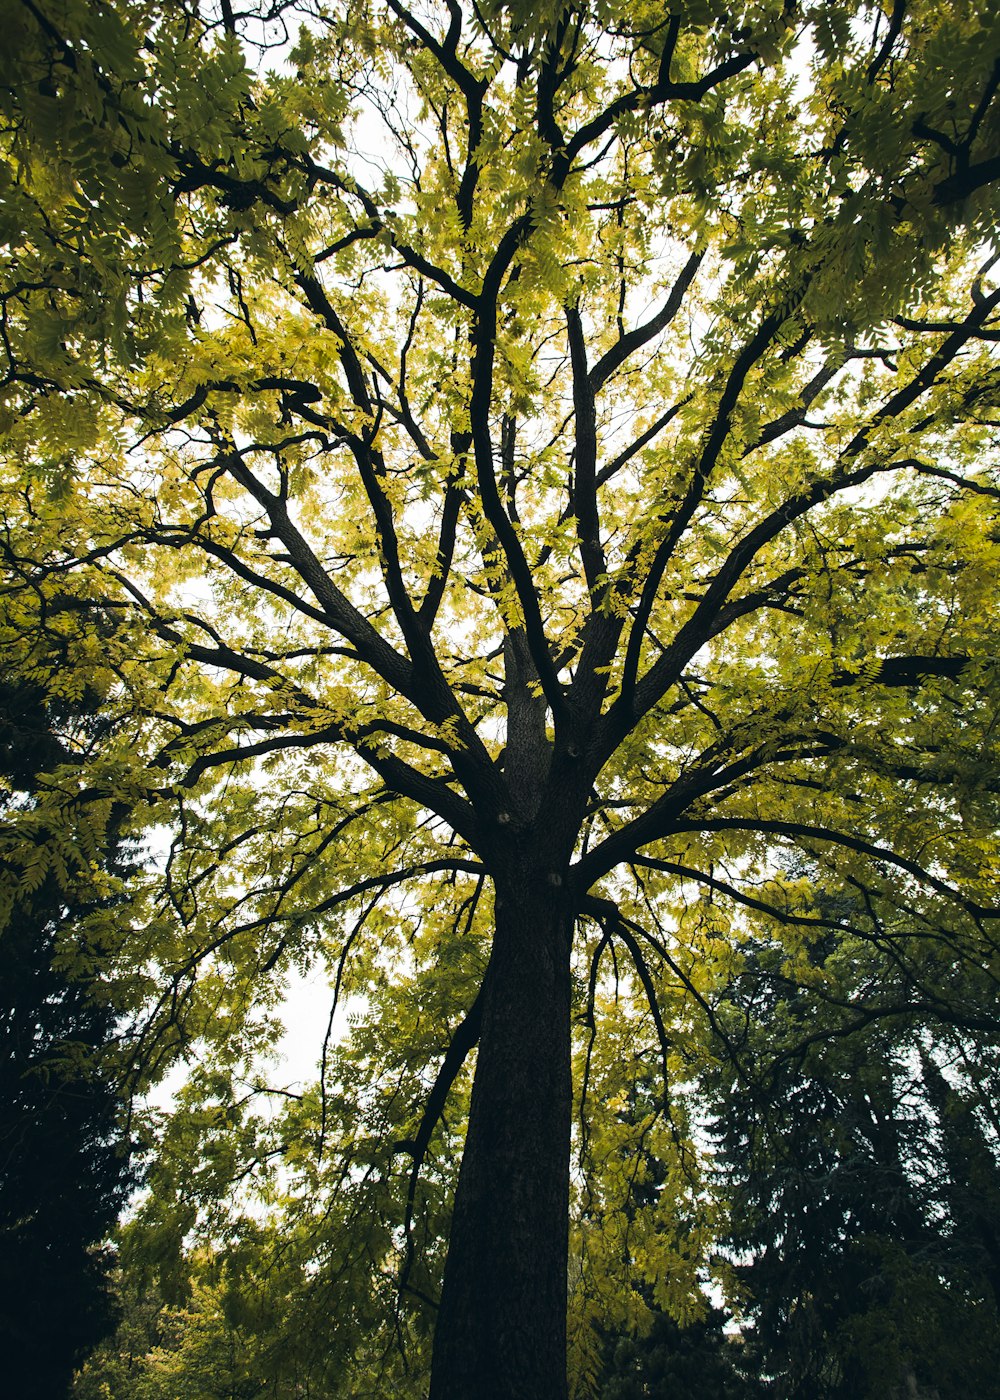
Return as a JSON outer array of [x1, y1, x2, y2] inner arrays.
[[565, 304, 605, 597], [588, 251, 702, 393], [618, 307, 785, 709], [469, 297, 565, 720]]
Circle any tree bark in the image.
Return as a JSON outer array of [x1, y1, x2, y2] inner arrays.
[[429, 857, 573, 1400]]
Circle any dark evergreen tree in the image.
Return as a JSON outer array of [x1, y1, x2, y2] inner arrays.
[[599, 1306, 764, 1400], [709, 930, 1000, 1400], [921, 1050, 1000, 1310], [0, 677, 136, 1398]]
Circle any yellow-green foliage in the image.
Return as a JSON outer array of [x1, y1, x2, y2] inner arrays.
[[4, 0, 1000, 1390]]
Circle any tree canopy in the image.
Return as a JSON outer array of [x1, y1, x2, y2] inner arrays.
[[3, 0, 1000, 1395]]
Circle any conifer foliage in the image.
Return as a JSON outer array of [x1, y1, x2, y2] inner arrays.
[[0, 678, 135, 1398]]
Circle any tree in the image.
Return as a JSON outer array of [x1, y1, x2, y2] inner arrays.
[[705, 890, 1000, 1399], [0, 672, 136, 1397], [4, 1, 1000, 1395], [74, 1235, 339, 1400], [718, 1036, 1000, 1400], [599, 1307, 763, 1400]]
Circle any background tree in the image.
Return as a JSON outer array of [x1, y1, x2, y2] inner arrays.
[[706, 890, 1000, 1399], [598, 1307, 763, 1400], [4, 1, 1000, 1396], [0, 668, 136, 1397], [74, 1233, 347, 1400]]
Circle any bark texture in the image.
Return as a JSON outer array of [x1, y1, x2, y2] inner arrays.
[[429, 857, 574, 1400]]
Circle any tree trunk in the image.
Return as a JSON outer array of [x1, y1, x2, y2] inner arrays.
[[429, 859, 573, 1400]]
